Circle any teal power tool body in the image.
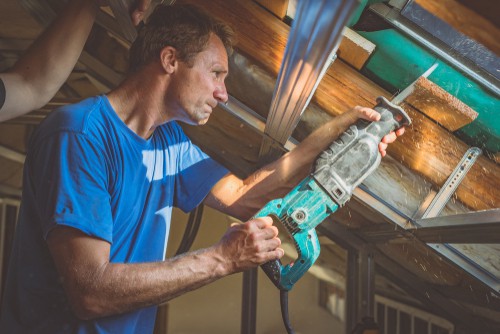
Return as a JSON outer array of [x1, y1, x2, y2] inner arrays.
[[255, 96, 411, 292]]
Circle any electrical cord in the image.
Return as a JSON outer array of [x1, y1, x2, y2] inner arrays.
[[175, 204, 204, 256], [280, 290, 295, 334]]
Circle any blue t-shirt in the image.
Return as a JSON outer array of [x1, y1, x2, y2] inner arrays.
[[0, 95, 228, 333]]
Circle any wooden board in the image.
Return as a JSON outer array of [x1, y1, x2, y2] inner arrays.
[[405, 77, 478, 131], [415, 0, 500, 55], [337, 27, 376, 71], [254, 0, 288, 20]]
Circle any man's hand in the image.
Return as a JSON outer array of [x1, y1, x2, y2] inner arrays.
[[130, 0, 152, 26], [216, 217, 284, 274], [95, 0, 151, 26], [349, 106, 406, 157]]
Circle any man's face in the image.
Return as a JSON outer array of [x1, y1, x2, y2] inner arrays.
[[167, 33, 229, 125]]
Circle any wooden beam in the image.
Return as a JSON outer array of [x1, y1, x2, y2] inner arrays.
[[179, 0, 500, 212], [405, 77, 478, 131], [66, 72, 102, 98], [254, 0, 289, 20], [415, 0, 500, 55], [337, 28, 376, 71]]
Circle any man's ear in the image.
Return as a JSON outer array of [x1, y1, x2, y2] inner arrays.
[[160, 46, 177, 74]]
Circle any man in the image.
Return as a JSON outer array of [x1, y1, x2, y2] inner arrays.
[[0, 3, 404, 333], [0, 0, 150, 122]]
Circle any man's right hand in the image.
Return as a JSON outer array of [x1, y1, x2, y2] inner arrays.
[[215, 216, 284, 274]]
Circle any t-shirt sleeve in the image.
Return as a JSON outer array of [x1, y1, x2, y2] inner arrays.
[[29, 131, 113, 243], [172, 125, 229, 213]]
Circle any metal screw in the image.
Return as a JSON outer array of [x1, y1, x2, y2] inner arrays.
[[292, 209, 307, 222]]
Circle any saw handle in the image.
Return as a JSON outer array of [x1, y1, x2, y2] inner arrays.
[[261, 259, 283, 289], [253, 199, 287, 290], [368, 96, 412, 137], [312, 96, 411, 207]]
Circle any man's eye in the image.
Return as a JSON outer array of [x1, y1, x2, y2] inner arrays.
[[213, 71, 223, 80]]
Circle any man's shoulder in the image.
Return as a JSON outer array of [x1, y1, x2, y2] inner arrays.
[[34, 95, 107, 141], [47, 95, 103, 129]]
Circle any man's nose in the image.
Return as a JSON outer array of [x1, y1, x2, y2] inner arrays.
[[214, 82, 228, 104]]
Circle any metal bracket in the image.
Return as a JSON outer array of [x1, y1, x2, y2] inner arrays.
[[417, 147, 482, 219]]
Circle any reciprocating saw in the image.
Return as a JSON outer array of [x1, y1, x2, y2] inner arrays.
[[255, 96, 411, 292]]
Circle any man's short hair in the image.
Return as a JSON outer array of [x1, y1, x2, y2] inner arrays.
[[129, 4, 235, 72]]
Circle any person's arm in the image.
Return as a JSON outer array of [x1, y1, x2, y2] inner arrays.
[[47, 216, 282, 320], [0, 0, 98, 122], [204, 106, 405, 221], [0, 0, 151, 122]]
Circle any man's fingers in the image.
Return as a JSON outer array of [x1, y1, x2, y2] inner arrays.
[[265, 248, 285, 262], [276, 247, 284, 258], [378, 142, 388, 157], [251, 216, 274, 229], [381, 131, 397, 144], [260, 237, 282, 252], [130, 0, 151, 26], [130, 11, 143, 26], [353, 106, 381, 122], [381, 127, 405, 144], [258, 247, 285, 264]]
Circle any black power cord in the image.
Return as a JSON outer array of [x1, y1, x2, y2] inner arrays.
[[175, 204, 204, 256], [280, 290, 295, 334]]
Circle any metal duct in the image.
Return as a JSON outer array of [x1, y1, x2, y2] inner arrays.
[[260, 0, 359, 161]]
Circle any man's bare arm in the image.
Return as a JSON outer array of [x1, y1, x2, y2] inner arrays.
[[47, 217, 282, 320], [205, 106, 405, 221]]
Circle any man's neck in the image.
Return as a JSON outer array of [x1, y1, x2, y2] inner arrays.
[[106, 66, 171, 139]]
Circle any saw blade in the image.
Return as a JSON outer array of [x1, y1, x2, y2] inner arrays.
[[391, 63, 439, 105]]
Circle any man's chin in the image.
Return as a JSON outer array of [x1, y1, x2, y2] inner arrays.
[[195, 112, 211, 125], [187, 115, 210, 126]]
